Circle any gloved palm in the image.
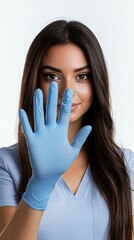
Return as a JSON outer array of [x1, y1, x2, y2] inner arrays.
[[19, 81, 92, 210]]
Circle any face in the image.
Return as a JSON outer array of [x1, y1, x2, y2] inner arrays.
[[38, 43, 94, 124]]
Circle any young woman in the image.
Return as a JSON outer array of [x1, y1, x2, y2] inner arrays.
[[0, 19, 134, 240]]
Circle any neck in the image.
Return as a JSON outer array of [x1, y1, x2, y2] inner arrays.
[[68, 118, 83, 144]]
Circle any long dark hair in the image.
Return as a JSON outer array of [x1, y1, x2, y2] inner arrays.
[[18, 19, 132, 239]]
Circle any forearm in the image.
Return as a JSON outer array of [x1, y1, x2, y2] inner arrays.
[[0, 200, 44, 240]]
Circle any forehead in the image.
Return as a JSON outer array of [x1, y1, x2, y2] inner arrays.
[[41, 43, 88, 68]]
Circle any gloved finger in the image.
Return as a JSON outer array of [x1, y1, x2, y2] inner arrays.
[[57, 88, 73, 128], [34, 89, 45, 132], [46, 81, 58, 127], [19, 109, 33, 141], [71, 125, 92, 152]]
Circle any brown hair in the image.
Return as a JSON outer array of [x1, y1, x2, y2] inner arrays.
[[18, 19, 133, 239]]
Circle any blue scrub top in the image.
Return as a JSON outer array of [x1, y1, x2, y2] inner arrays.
[[0, 144, 134, 240]]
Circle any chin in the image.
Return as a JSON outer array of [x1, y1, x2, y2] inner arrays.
[[69, 114, 83, 124], [57, 109, 83, 123]]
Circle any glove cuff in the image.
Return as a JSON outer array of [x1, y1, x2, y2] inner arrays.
[[22, 175, 59, 210]]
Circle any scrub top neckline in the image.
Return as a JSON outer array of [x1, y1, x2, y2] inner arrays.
[[57, 164, 91, 200]]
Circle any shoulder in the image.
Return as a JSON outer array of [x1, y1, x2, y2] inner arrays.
[[0, 144, 22, 206], [121, 148, 134, 215], [0, 143, 21, 168], [0, 143, 19, 157], [0, 143, 22, 184], [121, 147, 134, 171]]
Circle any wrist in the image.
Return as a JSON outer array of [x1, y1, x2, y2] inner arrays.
[[22, 175, 59, 210]]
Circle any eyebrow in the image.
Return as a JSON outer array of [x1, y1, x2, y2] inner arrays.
[[40, 65, 91, 73]]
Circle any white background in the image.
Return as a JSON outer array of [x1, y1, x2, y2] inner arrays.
[[0, 0, 134, 151]]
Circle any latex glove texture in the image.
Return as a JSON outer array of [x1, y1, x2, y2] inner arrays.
[[19, 81, 92, 210]]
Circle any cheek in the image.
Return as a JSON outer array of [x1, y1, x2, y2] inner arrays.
[[78, 84, 93, 102]]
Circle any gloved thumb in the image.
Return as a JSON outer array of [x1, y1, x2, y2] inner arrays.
[[71, 125, 92, 152]]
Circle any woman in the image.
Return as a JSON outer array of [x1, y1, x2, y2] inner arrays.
[[0, 19, 134, 240]]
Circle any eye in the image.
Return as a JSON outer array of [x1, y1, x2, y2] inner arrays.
[[76, 73, 90, 81], [41, 73, 60, 81]]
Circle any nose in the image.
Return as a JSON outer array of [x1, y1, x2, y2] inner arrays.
[[58, 80, 75, 99]]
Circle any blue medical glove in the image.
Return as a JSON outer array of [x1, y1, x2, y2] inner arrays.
[[19, 81, 92, 210]]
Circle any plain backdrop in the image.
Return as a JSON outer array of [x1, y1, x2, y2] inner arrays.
[[0, 0, 134, 151]]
